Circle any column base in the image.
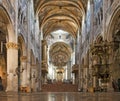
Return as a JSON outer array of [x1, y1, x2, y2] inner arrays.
[[107, 86, 114, 92], [19, 86, 31, 93], [6, 87, 18, 92], [6, 73, 18, 92]]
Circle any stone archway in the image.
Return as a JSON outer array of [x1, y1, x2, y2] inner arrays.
[[107, 6, 120, 42], [110, 30, 120, 81], [0, 27, 7, 91], [0, 6, 17, 91], [107, 7, 120, 81], [17, 35, 27, 92]]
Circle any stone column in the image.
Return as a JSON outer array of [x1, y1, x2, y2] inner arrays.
[[6, 42, 18, 92], [67, 61, 71, 80], [85, 67, 89, 91], [65, 66, 67, 80], [72, 73, 75, 84], [79, 67, 83, 91], [31, 65, 36, 92], [93, 76, 97, 89], [42, 40, 47, 62], [36, 62, 40, 92], [26, 50, 31, 92], [42, 40, 48, 84], [20, 56, 27, 87], [78, 34, 82, 91]]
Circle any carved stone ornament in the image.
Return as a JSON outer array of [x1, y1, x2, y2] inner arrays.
[[6, 42, 19, 49], [20, 56, 27, 62]]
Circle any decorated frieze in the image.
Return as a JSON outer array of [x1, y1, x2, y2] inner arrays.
[[6, 42, 18, 49]]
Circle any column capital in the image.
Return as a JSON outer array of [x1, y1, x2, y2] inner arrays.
[[20, 56, 27, 62], [42, 40, 47, 45], [6, 42, 19, 49]]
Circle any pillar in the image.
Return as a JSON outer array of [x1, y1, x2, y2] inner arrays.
[[85, 66, 89, 91], [26, 50, 31, 92], [36, 62, 40, 92], [42, 40, 48, 84], [42, 40, 47, 62], [67, 61, 71, 80], [93, 76, 97, 89], [72, 73, 75, 84], [6, 42, 18, 92], [31, 65, 37, 92], [20, 56, 27, 87]]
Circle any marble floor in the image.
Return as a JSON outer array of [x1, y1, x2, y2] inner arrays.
[[0, 92, 120, 101]]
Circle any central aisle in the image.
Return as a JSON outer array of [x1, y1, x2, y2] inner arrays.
[[0, 92, 120, 101]]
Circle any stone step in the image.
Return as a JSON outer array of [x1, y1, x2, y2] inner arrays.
[[42, 83, 78, 92]]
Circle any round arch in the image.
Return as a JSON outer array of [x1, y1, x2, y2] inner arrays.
[[0, 6, 16, 42], [106, 6, 120, 82], [106, 6, 120, 42], [18, 35, 27, 56], [0, 5, 16, 91]]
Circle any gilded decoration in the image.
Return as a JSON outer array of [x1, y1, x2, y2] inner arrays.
[[56, 67, 64, 73], [6, 42, 18, 49], [90, 39, 112, 84]]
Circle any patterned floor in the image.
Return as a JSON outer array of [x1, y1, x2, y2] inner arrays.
[[0, 92, 120, 101]]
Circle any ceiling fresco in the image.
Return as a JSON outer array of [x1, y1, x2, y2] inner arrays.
[[34, 0, 87, 67], [49, 42, 72, 66], [34, 0, 87, 39]]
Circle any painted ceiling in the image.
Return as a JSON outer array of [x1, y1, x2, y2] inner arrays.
[[34, 0, 87, 39]]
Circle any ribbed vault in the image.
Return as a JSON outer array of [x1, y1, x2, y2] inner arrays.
[[49, 42, 72, 66], [34, 0, 87, 39], [34, 0, 87, 68]]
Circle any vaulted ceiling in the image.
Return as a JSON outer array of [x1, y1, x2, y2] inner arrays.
[[0, 8, 8, 42], [34, 0, 88, 67], [49, 42, 72, 66], [34, 0, 88, 39]]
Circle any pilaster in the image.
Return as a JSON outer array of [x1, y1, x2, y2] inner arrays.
[[6, 42, 18, 92], [20, 56, 27, 87]]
